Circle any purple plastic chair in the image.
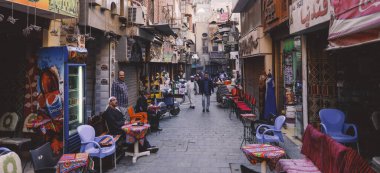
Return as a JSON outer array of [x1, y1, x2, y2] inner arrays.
[[77, 125, 116, 173], [255, 115, 286, 144], [319, 108, 359, 153]]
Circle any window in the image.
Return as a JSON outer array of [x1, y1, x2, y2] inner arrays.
[[202, 38, 208, 54]]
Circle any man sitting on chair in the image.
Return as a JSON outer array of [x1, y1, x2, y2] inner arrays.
[[102, 96, 159, 153]]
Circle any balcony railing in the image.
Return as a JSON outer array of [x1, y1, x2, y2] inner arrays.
[[209, 51, 225, 59]]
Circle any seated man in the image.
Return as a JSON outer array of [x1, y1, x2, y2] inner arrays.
[[102, 96, 159, 153], [135, 91, 162, 132]]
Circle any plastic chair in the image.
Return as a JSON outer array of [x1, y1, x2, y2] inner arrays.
[[319, 108, 359, 152], [77, 125, 116, 173], [30, 142, 58, 173], [128, 106, 148, 124], [255, 115, 286, 144]]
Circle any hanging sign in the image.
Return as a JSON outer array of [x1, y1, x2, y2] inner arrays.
[[289, 0, 331, 34]]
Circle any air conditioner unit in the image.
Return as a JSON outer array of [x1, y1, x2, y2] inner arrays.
[[128, 6, 146, 25]]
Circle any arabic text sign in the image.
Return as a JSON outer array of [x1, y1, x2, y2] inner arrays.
[[289, 0, 331, 34], [329, 0, 380, 40], [10, 0, 78, 18]]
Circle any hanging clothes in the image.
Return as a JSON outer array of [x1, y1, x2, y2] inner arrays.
[[263, 73, 277, 120]]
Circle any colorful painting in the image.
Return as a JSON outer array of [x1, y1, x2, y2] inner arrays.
[[35, 47, 67, 155]]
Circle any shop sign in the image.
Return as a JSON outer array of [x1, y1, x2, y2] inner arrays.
[[239, 28, 261, 58], [328, 0, 380, 40], [10, 0, 78, 18], [149, 43, 163, 62], [289, 0, 331, 34], [263, 0, 277, 24]]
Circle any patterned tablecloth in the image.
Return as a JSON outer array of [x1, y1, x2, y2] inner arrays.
[[241, 144, 286, 170], [241, 114, 257, 121], [57, 153, 93, 173], [122, 124, 150, 145]]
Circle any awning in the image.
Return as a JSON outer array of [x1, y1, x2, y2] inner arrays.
[[185, 39, 194, 45], [328, 1, 380, 49], [232, 0, 251, 13], [141, 24, 177, 37]]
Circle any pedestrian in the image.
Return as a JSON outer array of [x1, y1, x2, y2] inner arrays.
[[112, 70, 129, 120], [195, 75, 201, 95], [103, 97, 159, 153], [186, 76, 199, 109], [199, 72, 214, 112]]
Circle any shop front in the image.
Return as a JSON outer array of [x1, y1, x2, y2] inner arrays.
[[325, 0, 380, 159], [239, 26, 272, 117], [0, 0, 80, 155]]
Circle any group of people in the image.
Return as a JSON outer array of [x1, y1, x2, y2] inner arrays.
[[103, 70, 159, 153], [185, 72, 214, 112], [101, 70, 217, 154]]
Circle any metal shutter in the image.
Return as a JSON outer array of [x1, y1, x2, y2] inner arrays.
[[120, 64, 139, 107]]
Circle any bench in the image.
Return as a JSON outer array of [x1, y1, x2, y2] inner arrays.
[[275, 125, 375, 173]]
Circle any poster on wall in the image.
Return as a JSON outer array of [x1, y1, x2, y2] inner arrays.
[[35, 48, 65, 155]]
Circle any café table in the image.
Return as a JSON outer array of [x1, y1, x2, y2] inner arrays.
[[241, 144, 285, 173], [122, 123, 151, 163], [57, 153, 94, 173], [240, 114, 257, 147]]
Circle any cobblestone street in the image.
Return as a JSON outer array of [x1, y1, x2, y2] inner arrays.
[[109, 94, 301, 173]]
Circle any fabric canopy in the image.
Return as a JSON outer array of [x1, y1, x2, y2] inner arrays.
[[328, 0, 380, 49]]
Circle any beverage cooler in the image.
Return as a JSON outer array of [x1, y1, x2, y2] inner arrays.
[[37, 46, 87, 154]]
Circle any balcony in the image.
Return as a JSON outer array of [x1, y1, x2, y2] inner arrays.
[[209, 51, 225, 59]]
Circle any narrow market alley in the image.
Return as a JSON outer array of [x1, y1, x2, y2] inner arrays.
[[109, 94, 301, 173]]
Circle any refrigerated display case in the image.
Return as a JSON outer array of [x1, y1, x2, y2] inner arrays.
[[36, 46, 87, 154]]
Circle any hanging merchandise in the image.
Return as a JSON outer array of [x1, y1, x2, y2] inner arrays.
[[263, 72, 277, 120], [31, 1, 41, 31], [7, 0, 18, 24], [22, 6, 31, 36], [50, 7, 58, 36]]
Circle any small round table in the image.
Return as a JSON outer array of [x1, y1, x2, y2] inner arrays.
[[241, 144, 285, 173], [240, 114, 257, 147], [122, 123, 151, 163]]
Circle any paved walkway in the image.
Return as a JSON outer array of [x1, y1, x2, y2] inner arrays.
[[109, 93, 302, 173]]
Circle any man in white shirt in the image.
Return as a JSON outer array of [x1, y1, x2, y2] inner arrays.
[[185, 76, 199, 109]]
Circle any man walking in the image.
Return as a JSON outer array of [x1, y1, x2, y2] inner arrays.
[[199, 72, 214, 112], [186, 76, 199, 109], [112, 70, 129, 120]]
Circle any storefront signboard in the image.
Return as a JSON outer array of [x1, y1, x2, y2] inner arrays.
[[289, 0, 331, 34], [238, 27, 272, 58], [328, 0, 380, 48], [9, 0, 78, 18]]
